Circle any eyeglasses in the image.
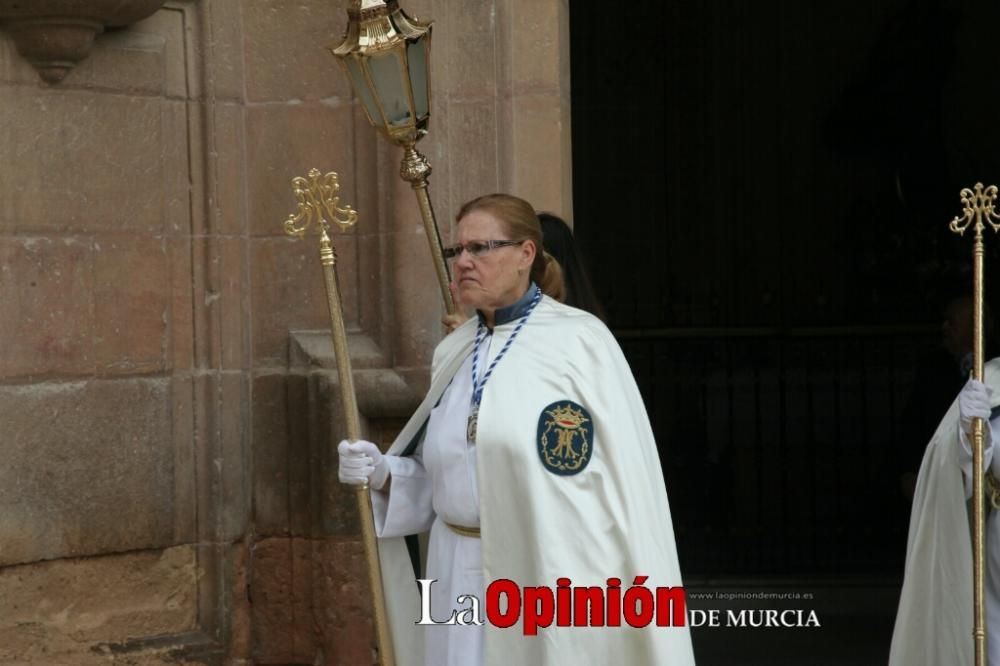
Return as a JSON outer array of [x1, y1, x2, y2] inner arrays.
[[443, 239, 525, 260]]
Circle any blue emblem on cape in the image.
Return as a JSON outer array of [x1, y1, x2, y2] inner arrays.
[[537, 401, 594, 475]]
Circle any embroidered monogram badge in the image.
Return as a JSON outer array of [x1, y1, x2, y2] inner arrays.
[[536, 401, 594, 476]]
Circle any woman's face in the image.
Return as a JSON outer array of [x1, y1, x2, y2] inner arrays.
[[452, 210, 536, 313]]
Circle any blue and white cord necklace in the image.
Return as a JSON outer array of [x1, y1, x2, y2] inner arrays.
[[467, 287, 542, 443]]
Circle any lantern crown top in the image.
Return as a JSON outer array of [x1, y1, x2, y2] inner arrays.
[[334, 0, 431, 56]]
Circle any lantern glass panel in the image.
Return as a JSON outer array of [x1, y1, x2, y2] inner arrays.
[[368, 51, 412, 128], [345, 57, 382, 125], [406, 39, 429, 121]]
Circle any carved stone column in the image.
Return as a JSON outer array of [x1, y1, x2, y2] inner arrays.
[[0, 0, 165, 83]]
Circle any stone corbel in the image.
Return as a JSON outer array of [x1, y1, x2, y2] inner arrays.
[[0, 0, 165, 83], [289, 330, 425, 420]]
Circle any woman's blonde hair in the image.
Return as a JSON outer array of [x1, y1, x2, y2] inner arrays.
[[456, 193, 565, 301]]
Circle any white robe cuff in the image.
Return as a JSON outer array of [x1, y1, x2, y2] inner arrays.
[[372, 454, 435, 538]]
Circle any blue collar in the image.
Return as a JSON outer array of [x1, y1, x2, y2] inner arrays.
[[478, 283, 541, 328]]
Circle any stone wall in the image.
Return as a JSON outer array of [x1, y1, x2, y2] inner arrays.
[[0, 0, 569, 662]]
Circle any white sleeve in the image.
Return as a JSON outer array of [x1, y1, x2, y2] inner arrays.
[[992, 421, 1000, 480], [958, 417, 999, 499], [371, 452, 435, 538]]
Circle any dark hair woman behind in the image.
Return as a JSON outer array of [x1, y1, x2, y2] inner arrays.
[[538, 212, 606, 321]]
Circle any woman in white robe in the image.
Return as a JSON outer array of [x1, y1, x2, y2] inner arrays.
[[890, 372, 1000, 666], [338, 194, 695, 666]]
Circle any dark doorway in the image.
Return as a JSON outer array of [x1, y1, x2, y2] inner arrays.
[[570, 0, 1000, 663]]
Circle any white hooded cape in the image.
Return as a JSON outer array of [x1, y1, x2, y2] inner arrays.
[[889, 359, 1000, 665], [373, 296, 695, 665]]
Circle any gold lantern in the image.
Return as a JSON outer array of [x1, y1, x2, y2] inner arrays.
[[332, 0, 455, 313]]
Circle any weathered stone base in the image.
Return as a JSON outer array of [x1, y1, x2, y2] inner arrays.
[[0, 545, 200, 664]]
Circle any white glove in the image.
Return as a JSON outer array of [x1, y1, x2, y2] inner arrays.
[[338, 439, 390, 490], [959, 379, 993, 445]]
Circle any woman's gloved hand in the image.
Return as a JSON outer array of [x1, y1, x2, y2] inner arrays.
[[959, 378, 993, 444], [337, 439, 390, 490]]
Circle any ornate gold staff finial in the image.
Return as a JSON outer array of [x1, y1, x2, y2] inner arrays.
[[284, 169, 359, 268], [282, 168, 395, 666], [949, 181, 1000, 666], [950, 182, 1000, 237]]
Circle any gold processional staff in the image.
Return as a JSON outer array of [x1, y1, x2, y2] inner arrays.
[[949, 182, 1000, 666], [283, 169, 395, 666]]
